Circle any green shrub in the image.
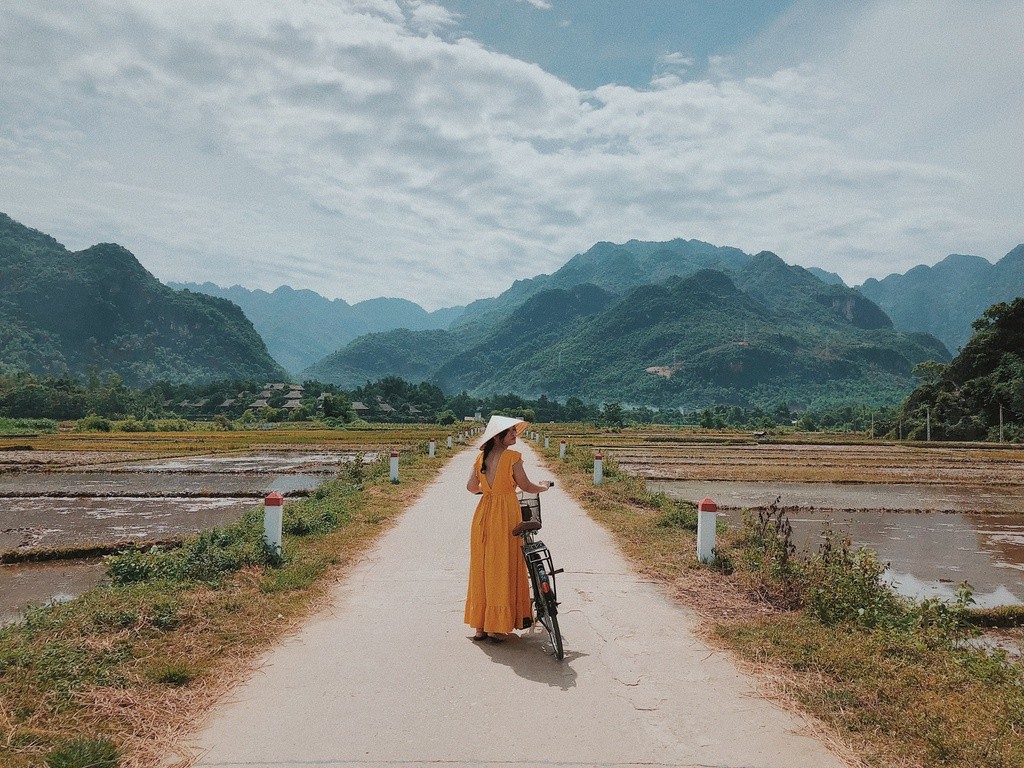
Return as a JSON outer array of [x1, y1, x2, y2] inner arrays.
[[738, 502, 805, 609], [74, 414, 112, 433], [145, 660, 196, 686], [653, 495, 698, 530], [46, 737, 119, 768], [105, 513, 276, 586], [805, 527, 909, 629]]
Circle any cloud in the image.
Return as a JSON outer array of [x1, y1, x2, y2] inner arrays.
[[0, 0, 1019, 311], [514, 0, 554, 9]]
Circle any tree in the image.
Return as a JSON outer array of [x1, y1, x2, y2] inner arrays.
[[602, 402, 624, 428]]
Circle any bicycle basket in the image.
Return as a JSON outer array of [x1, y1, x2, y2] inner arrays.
[[518, 492, 542, 524]]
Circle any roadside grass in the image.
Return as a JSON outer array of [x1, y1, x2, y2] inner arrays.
[[538, 435, 1024, 768], [0, 438, 453, 768]]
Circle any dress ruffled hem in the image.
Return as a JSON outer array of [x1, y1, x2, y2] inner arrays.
[[464, 604, 531, 634]]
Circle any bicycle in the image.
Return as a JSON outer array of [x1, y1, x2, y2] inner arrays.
[[514, 489, 565, 660]]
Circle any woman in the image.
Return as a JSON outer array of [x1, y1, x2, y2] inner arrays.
[[464, 415, 552, 642]]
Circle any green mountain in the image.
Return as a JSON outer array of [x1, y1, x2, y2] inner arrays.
[[857, 245, 1024, 353], [301, 328, 470, 388], [306, 251, 949, 409], [452, 238, 751, 331], [901, 297, 1024, 441], [170, 282, 465, 375], [0, 213, 286, 386]]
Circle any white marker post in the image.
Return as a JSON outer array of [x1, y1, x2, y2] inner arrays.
[[447, 435, 453, 449], [263, 492, 284, 555], [544, 436, 550, 449], [389, 451, 399, 484], [428, 439, 436, 458], [593, 453, 603, 486], [559, 440, 567, 459], [697, 497, 718, 563]]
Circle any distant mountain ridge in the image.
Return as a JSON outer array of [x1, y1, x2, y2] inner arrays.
[[169, 282, 465, 375], [857, 245, 1024, 352], [0, 213, 286, 386], [305, 247, 949, 408]]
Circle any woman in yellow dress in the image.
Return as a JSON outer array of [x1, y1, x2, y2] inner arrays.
[[465, 415, 552, 642]]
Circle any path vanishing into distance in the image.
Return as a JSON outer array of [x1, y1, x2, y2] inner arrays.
[[176, 444, 848, 768]]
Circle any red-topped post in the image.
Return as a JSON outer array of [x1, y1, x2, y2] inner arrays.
[[389, 451, 399, 484], [697, 497, 718, 563], [263, 492, 284, 554], [593, 452, 603, 486]]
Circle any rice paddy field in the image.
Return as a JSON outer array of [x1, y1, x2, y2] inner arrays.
[[0, 425, 461, 624], [547, 427, 1024, 607]]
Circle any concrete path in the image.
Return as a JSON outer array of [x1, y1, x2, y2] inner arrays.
[[178, 444, 847, 768]]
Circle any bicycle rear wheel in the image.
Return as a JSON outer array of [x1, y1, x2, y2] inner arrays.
[[538, 595, 563, 660], [529, 562, 563, 660]]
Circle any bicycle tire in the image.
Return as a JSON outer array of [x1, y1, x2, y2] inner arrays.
[[540, 595, 564, 660]]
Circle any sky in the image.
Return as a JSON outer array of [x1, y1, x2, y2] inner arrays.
[[1, 0, 1021, 310]]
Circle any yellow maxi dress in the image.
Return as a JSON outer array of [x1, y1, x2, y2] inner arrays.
[[464, 448, 532, 633]]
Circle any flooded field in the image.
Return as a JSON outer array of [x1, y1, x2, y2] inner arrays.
[[0, 440, 390, 623], [607, 439, 1024, 606]]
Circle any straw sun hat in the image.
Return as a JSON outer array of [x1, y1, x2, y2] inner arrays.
[[478, 415, 528, 449]]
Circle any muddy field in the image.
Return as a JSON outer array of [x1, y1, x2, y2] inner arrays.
[[598, 438, 1024, 606], [1, 430, 439, 623]]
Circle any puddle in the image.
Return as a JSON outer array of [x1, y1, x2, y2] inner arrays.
[[654, 480, 1024, 606], [0, 559, 107, 625]]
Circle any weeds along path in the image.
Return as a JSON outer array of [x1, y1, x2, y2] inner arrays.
[[177, 443, 848, 768]]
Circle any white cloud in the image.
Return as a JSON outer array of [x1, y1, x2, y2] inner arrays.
[[0, 0, 1020, 311], [514, 0, 554, 10]]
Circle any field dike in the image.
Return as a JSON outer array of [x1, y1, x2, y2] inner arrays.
[[538, 438, 1024, 768]]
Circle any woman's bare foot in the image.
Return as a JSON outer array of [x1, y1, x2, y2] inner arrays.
[[486, 633, 508, 643], [471, 630, 487, 641]]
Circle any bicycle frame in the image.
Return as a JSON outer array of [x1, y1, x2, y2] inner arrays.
[[517, 492, 564, 660]]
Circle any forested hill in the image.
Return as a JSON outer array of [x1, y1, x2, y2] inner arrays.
[[306, 253, 950, 409], [857, 244, 1024, 352], [170, 282, 465, 375], [901, 297, 1024, 441], [0, 213, 286, 386]]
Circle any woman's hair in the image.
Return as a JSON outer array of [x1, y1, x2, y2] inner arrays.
[[480, 428, 511, 474]]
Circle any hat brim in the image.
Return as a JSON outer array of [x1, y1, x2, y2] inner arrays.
[[478, 416, 528, 448]]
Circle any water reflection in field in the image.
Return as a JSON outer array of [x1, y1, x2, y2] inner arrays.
[[654, 480, 1024, 607], [1, 449, 373, 623], [0, 560, 107, 625]]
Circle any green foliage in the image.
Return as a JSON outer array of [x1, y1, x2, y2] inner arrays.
[[45, 738, 119, 768], [105, 512, 276, 586], [902, 297, 1024, 441], [653, 494, 698, 530], [0, 416, 57, 434], [737, 503, 805, 609], [805, 528, 908, 629], [145, 660, 197, 686], [74, 414, 113, 432]]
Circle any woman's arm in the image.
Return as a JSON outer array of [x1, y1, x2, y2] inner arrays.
[[512, 460, 551, 493], [466, 466, 482, 494]]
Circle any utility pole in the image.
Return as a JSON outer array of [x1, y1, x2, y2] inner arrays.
[[1000, 403, 1004, 443], [926, 406, 931, 441]]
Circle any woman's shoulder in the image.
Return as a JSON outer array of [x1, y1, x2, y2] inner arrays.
[[505, 449, 523, 463]]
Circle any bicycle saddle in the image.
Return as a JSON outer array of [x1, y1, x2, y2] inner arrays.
[[512, 520, 542, 536]]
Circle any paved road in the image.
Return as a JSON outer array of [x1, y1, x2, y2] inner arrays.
[[177, 444, 847, 768]]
